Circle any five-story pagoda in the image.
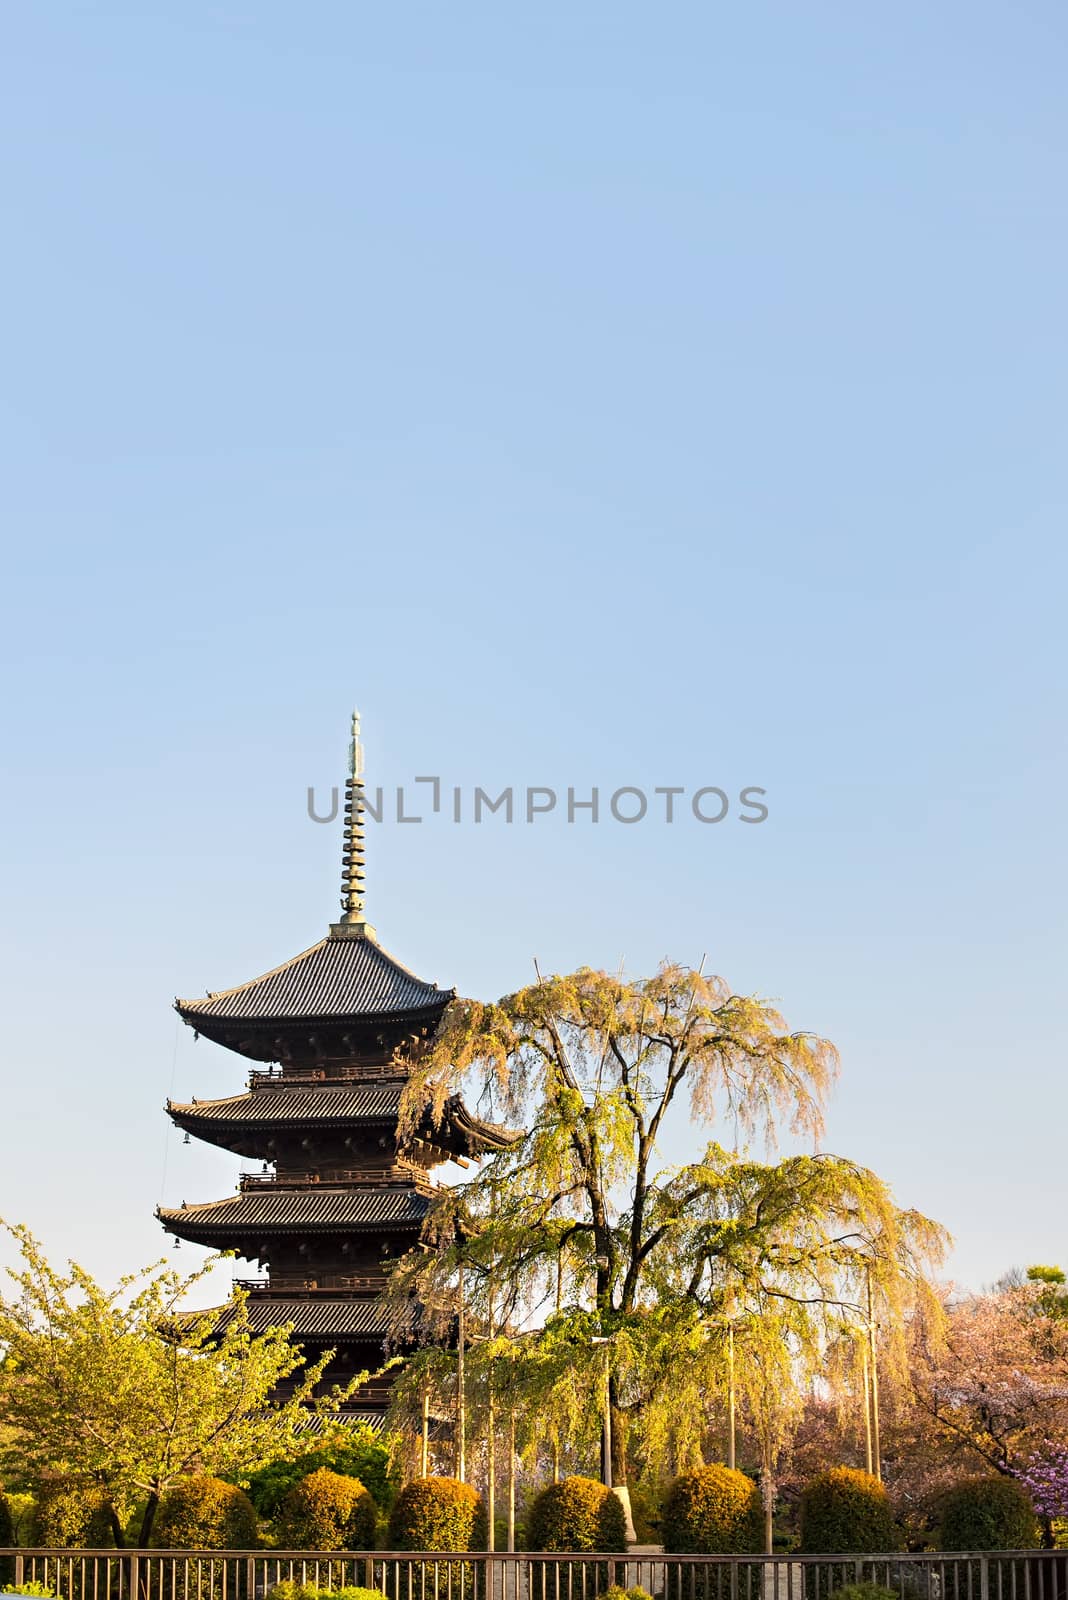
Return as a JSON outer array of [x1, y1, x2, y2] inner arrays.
[[158, 713, 509, 1421]]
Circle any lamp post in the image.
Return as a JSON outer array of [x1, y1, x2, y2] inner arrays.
[[866, 1271, 882, 1483], [727, 1320, 736, 1471], [456, 1266, 466, 1483], [591, 1336, 612, 1489]]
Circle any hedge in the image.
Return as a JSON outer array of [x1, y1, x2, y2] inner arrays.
[[387, 1478, 487, 1552], [798, 1468, 898, 1554], [0, 1491, 12, 1585], [32, 1482, 114, 1548], [245, 1436, 398, 1517], [154, 1476, 259, 1549], [661, 1465, 763, 1554], [526, 1476, 627, 1553], [275, 1468, 377, 1551], [267, 1586, 382, 1600], [940, 1477, 1039, 1552]]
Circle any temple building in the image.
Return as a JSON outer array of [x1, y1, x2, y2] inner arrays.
[[158, 713, 511, 1421]]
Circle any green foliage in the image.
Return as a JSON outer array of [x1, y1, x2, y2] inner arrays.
[[661, 1464, 763, 1554], [154, 1475, 258, 1549], [243, 1434, 398, 1517], [798, 1468, 899, 1554], [389, 967, 945, 1492], [32, 1481, 115, 1548], [940, 1476, 1039, 1552], [0, 1488, 12, 1586], [526, 1476, 627, 1553], [274, 1468, 376, 1551], [5, 1492, 35, 1543], [6, 1584, 56, 1597], [826, 1587, 897, 1600], [0, 1222, 355, 1548], [387, 1478, 487, 1552], [1026, 1266, 1068, 1321], [601, 1587, 653, 1600], [266, 1586, 382, 1600]]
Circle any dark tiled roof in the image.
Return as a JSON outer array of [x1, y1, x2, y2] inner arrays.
[[158, 1187, 430, 1237], [218, 1296, 393, 1340], [176, 933, 450, 1025], [169, 1085, 404, 1125], [298, 1411, 387, 1431], [167, 1085, 521, 1156]]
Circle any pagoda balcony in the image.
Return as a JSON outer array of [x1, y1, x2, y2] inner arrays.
[[233, 1274, 390, 1294], [239, 1168, 435, 1192], [248, 1062, 409, 1086]]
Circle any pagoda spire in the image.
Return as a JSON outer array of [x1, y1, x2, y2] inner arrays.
[[337, 709, 377, 940]]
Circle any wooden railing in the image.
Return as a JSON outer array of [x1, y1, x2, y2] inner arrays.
[[4, 1548, 1068, 1600], [232, 1274, 388, 1293]]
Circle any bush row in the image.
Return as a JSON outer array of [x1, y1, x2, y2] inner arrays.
[[0, 1467, 1045, 1553]]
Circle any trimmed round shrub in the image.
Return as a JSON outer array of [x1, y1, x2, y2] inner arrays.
[[32, 1482, 114, 1548], [154, 1476, 258, 1549], [662, 1465, 763, 1554], [387, 1478, 487, 1552], [798, 1468, 899, 1554], [275, 1468, 377, 1551], [246, 1436, 398, 1517], [526, 1476, 627, 1553], [940, 1477, 1039, 1552]]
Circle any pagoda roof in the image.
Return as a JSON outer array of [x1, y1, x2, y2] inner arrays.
[[167, 1084, 521, 1157], [157, 1186, 430, 1244], [216, 1295, 395, 1341], [171, 1083, 407, 1126], [176, 931, 452, 1032]]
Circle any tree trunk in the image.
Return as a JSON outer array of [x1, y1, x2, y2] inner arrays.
[[1041, 1514, 1055, 1550], [608, 1374, 627, 1485], [137, 1491, 160, 1550], [108, 1504, 126, 1550], [760, 1461, 775, 1555]]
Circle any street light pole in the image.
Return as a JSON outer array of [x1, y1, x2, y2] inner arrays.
[[457, 1268, 466, 1484], [866, 1272, 882, 1483], [592, 1336, 612, 1488], [861, 1344, 873, 1476], [727, 1321, 736, 1471]]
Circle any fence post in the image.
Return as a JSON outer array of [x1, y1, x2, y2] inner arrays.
[[980, 1556, 989, 1600], [14, 1555, 24, 1588], [247, 1555, 256, 1600]]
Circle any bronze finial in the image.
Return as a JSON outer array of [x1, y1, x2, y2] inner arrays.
[[336, 708, 377, 940]]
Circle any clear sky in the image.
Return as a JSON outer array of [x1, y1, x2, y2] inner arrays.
[[1, 3, 1065, 1301]]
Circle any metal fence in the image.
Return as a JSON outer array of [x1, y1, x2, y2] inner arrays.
[[3, 1551, 1067, 1600]]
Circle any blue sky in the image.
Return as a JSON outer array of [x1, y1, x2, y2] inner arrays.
[[1, 2, 1065, 1299]]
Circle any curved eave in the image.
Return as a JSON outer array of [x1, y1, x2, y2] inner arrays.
[[175, 1002, 451, 1065], [169, 1297, 417, 1346], [166, 1100, 401, 1157], [157, 1212, 426, 1248], [442, 1097, 523, 1157], [175, 996, 452, 1032]]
